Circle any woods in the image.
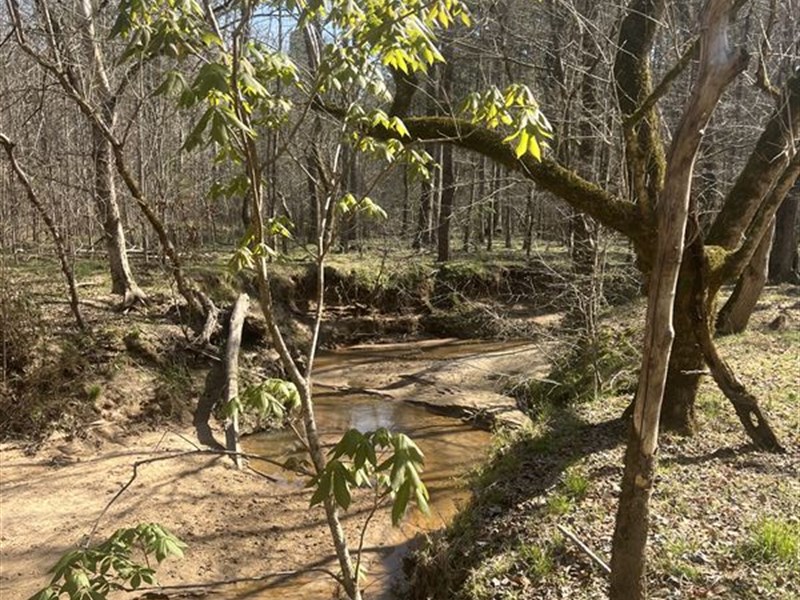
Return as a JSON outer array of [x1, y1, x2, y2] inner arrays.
[[1, 0, 798, 598]]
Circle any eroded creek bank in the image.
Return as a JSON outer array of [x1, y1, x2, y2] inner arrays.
[[0, 338, 551, 599]]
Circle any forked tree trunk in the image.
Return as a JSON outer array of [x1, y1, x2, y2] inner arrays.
[[610, 3, 747, 598]]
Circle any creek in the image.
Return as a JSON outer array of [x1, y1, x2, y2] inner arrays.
[[231, 339, 541, 599]]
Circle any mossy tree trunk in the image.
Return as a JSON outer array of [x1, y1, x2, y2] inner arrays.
[[659, 260, 708, 434]]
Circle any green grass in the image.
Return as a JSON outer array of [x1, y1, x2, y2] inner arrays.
[[739, 518, 800, 565], [546, 492, 572, 516], [518, 543, 554, 580], [562, 467, 589, 500]]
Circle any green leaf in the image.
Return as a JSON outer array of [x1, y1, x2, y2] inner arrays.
[[310, 471, 332, 507], [27, 587, 58, 600], [514, 130, 529, 159], [528, 134, 541, 160], [392, 480, 411, 525], [193, 62, 230, 96], [332, 464, 352, 510]]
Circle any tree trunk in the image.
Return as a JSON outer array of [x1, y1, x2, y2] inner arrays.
[[463, 165, 475, 251], [610, 431, 653, 598], [76, 0, 143, 306], [523, 188, 535, 256], [437, 143, 454, 262], [414, 168, 433, 250], [768, 185, 799, 283], [660, 272, 703, 434], [92, 122, 145, 306], [716, 220, 775, 334]]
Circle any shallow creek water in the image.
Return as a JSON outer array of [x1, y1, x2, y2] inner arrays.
[[234, 340, 509, 599]]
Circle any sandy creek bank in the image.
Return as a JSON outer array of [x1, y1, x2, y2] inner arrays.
[[0, 339, 551, 599]]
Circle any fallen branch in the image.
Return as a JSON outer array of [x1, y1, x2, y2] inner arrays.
[[557, 524, 610, 575]]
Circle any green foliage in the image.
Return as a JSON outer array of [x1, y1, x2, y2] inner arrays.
[[310, 428, 429, 525], [336, 193, 388, 220], [739, 518, 800, 565], [461, 83, 553, 159], [223, 378, 301, 426], [28, 524, 186, 600], [545, 492, 572, 516], [562, 467, 589, 500], [518, 543, 554, 581]]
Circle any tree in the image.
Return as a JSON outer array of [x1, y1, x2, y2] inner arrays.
[[108, 0, 498, 596], [609, 2, 747, 596], [5, 0, 221, 336], [4, 0, 146, 306]]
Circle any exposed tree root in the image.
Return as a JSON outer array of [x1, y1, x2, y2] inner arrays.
[[696, 321, 785, 453], [118, 283, 148, 312], [195, 290, 220, 346]]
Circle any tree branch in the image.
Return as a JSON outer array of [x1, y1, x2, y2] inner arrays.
[[399, 116, 649, 248]]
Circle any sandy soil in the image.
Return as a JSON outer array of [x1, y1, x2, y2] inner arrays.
[[1, 338, 547, 600]]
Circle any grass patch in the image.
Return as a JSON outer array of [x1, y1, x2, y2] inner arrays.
[[562, 467, 590, 500], [546, 493, 573, 516], [505, 314, 641, 411], [739, 518, 800, 565]]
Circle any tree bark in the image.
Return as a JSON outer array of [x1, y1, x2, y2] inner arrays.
[[92, 120, 145, 306], [414, 167, 433, 250], [437, 143, 455, 262]]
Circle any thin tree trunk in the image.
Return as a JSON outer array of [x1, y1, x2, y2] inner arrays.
[[1, 134, 86, 330], [437, 142, 455, 262], [463, 163, 476, 251], [523, 188, 534, 256]]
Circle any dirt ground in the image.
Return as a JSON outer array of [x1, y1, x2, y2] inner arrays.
[[0, 338, 550, 600]]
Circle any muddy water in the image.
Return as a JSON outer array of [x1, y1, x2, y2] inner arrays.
[[237, 340, 499, 600]]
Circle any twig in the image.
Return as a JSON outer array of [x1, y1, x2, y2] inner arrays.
[[556, 524, 611, 576]]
